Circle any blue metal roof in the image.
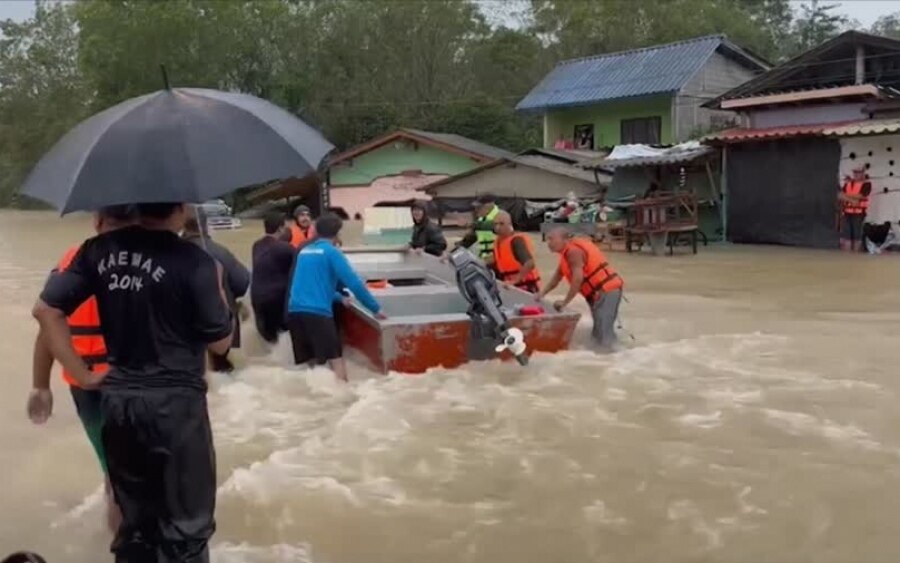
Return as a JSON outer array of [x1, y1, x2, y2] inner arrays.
[[517, 35, 761, 112]]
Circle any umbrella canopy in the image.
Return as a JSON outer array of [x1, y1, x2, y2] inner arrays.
[[21, 88, 335, 213]]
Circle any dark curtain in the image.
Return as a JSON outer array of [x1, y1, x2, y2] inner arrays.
[[727, 138, 840, 248]]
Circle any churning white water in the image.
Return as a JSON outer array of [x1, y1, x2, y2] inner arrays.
[[2, 211, 900, 563]]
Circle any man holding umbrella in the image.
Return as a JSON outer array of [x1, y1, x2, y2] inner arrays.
[[23, 87, 335, 562], [35, 203, 234, 562]]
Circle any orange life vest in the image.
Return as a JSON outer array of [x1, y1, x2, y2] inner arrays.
[[559, 238, 623, 304], [842, 180, 870, 215], [57, 245, 108, 388], [493, 233, 541, 293], [289, 223, 315, 248]]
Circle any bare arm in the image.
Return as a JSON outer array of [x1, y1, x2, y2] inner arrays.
[[560, 249, 585, 308], [536, 267, 563, 300], [32, 327, 54, 390], [510, 259, 535, 286], [207, 262, 233, 355], [28, 327, 57, 423]]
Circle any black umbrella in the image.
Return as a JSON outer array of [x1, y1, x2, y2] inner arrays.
[[21, 88, 334, 213]]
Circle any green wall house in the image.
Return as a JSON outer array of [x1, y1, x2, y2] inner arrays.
[[517, 35, 769, 149], [325, 128, 512, 219]]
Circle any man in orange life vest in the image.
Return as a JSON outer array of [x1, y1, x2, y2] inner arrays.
[[287, 204, 316, 248], [537, 228, 624, 351], [27, 205, 137, 533], [838, 167, 872, 252], [489, 210, 541, 294]]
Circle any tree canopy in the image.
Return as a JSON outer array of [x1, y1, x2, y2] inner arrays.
[[0, 0, 882, 206]]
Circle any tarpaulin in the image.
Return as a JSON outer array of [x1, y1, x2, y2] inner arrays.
[[727, 138, 841, 248]]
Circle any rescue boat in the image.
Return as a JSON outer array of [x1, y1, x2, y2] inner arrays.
[[339, 248, 580, 374]]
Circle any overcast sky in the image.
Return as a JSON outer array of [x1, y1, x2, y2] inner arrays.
[[2, 0, 900, 29]]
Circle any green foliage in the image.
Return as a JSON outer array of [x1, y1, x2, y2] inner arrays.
[[0, 1, 87, 207], [0, 0, 887, 207], [786, 0, 850, 57], [871, 12, 900, 39]]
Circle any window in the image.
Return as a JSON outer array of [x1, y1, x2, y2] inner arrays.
[[621, 117, 662, 145], [573, 124, 595, 150]]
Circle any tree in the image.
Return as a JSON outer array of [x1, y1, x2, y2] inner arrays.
[[871, 12, 900, 39], [530, 0, 794, 63], [788, 0, 849, 57], [0, 1, 87, 206]]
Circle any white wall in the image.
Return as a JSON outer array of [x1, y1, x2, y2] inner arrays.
[[838, 134, 900, 224], [749, 103, 866, 129]]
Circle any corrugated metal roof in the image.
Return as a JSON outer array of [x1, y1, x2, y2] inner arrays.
[[703, 117, 900, 144], [702, 121, 857, 143], [423, 155, 610, 194], [513, 154, 610, 183], [824, 118, 900, 137], [516, 35, 764, 112], [586, 145, 714, 168], [706, 31, 900, 108], [518, 147, 607, 164], [403, 129, 515, 160]]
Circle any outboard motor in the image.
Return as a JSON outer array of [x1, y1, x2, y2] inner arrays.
[[448, 247, 528, 366]]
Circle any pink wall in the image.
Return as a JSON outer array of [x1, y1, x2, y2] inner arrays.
[[329, 174, 445, 218]]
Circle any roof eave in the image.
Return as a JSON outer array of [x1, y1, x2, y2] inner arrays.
[[708, 30, 900, 109], [516, 90, 679, 114], [328, 129, 497, 167]]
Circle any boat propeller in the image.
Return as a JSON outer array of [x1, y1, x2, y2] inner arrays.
[[496, 327, 528, 366]]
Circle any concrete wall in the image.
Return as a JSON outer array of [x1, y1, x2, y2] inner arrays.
[[838, 134, 900, 225], [544, 96, 673, 148], [329, 174, 442, 219], [430, 162, 601, 200], [330, 142, 480, 187], [747, 103, 867, 129], [677, 52, 760, 140]]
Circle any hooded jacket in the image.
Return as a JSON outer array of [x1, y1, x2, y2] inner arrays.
[[409, 202, 447, 257]]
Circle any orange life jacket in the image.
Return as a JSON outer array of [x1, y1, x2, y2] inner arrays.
[[493, 233, 541, 293], [289, 223, 315, 248], [842, 180, 870, 215], [57, 245, 108, 388], [559, 238, 624, 304]]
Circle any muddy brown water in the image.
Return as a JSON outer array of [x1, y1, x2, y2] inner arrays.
[[1, 210, 899, 562]]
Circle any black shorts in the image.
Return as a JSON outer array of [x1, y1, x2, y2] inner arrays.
[[253, 298, 286, 343], [841, 213, 865, 242], [287, 312, 342, 364]]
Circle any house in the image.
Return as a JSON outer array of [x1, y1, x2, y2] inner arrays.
[[516, 35, 769, 150], [420, 153, 610, 228], [704, 31, 900, 248], [422, 153, 609, 202], [324, 128, 513, 219]]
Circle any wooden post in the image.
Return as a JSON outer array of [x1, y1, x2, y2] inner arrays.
[[720, 145, 728, 242], [856, 44, 865, 85]]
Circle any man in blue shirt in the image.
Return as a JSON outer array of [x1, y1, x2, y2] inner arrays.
[[286, 214, 385, 381]]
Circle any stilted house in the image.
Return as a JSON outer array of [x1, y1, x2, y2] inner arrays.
[[705, 31, 900, 248]]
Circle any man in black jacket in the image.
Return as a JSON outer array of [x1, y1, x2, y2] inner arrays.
[[407, 201, 447, 257], [183, 208, 250, 372], [251, 212, 296, 343]]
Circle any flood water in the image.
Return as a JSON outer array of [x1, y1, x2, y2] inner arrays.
[[2, 210, 900, 562]]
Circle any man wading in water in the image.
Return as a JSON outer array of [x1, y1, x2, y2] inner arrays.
[[28, 205, 137, 533], [34, 203, 233, 563]]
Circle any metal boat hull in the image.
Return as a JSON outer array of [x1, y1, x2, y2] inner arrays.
[[340, 249, 579, 374]]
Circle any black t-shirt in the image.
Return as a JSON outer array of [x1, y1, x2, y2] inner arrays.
[[250, 235, 296, 306], [40, 226, 233, 391]]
